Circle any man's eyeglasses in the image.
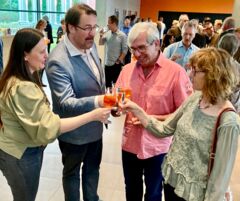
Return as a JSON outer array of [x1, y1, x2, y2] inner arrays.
[[130, 43, 153, 54], [75, 24, 99, 32]]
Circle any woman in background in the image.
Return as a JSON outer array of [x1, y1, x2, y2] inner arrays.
[[56, 19, 66, 43], [161, 33, 175, 52], [35, 19, 48, 41]]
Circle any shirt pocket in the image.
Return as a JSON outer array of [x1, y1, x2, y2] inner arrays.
[[146, 85, 173, 112]]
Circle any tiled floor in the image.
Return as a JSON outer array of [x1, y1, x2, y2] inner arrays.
[[0, 115, 126, 201], [0, 72, 239, 201]]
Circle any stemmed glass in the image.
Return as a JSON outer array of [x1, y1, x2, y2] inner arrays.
[[103, 87, 117, 108], [111, 87, 132, 117], [103, 86, 132, 117]]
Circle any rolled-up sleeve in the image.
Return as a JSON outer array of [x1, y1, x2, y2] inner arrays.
[[7, 82, 61, 145]]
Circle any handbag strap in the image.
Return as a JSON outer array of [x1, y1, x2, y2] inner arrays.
[[207, 107, 236, 177]]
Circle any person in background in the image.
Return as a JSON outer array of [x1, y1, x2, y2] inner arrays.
[[191, 19, 206, 48], [121, 47, 240, 201], [99, 15, 128, 87], [35, 19, 49, 43], [46, 4, 106, 201], [56, 19, 66, 43], [120, 16, 132, 64], [214, 19, 223, 34], [234, 27, 240, 64], [171, 19, 179, 29], [218, 32, 240, 201], [134, 17, 141, 24], [0, 28, 110, 201], [157, 16, 166, 46], [202, 16, 212, 28], [35, 19, 47, 32], [120, 16, 132, 37], [0, 37, 3, 74], [163, 21, 199, 70], [219, 16, 235, 39], [161, 33, 175, 52], [35, 19, 49, 81], [147, 17, 152, 22], [203, 22, 219, 47], [129, 14, 137, 26], [218, 33, 240, 114], [42, 15, 53, 53], [234, 27, 240, 41], [115, 22, 192, 201], [169, 14, 189, 42]]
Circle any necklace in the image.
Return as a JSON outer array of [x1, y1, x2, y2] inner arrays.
[[198, 96, 212, 109]]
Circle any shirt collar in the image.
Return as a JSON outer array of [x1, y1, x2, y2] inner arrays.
[[179, 41, 194, 49], [112, 29, 120, 34], [64, 34, 92, 57]]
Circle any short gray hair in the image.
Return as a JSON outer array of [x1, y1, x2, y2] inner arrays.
[[181, 21, 196, 36], [218, 33, 239, 56], [127, 22, 159, 47]]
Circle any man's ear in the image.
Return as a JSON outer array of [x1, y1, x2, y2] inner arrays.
[[154, 40, 161, 50], [68, 24, 76, 34]]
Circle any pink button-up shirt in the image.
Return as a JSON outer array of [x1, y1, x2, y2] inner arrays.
[[116, 53, 192, 159]]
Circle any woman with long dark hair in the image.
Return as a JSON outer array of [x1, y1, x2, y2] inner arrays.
[[0, 28, 110, 201]]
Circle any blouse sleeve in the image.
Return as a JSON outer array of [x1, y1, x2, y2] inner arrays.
[[146, 91, 201, 138], [7, 81, 61, 145], [204, 115, 240, 201], [146, 102, 185, 137]]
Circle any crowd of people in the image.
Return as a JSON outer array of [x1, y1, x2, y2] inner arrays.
[[0, 3, 240, 201]]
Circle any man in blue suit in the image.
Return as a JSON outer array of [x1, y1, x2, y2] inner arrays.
[[46, 4, 105, 201]]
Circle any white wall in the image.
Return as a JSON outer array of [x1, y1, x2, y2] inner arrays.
[[95, 0, 141, 63], [96, 0, 140, 27], [233, 0, 240, 27]]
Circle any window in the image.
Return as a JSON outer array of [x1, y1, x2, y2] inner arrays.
[[0, 0, 96, 37]]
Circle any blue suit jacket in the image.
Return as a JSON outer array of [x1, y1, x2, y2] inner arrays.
[[46, 41, 105, 145]]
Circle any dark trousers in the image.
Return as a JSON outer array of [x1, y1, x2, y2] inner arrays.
[[124, 49, 132, 65], [47, 44, 51, 53], [105, 63, 122, 88], [164, 183, 186, 201], [122, 150, 166, 201], [0, 147, 44, 201], [59, 139, 102, 201]]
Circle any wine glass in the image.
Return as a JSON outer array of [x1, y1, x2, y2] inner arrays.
[[123, 88, 132, 99], [103, 87, 117, 108], [118, 87, 132, 101]]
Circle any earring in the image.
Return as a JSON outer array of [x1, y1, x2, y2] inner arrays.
[[24, 57, 27, 61]]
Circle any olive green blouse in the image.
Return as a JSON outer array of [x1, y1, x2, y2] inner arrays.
[[146, 92, 240, 201], [0, 77, 61, 159]]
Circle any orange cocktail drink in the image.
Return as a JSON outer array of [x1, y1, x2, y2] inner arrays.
[[104, 94, 116, 108]]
